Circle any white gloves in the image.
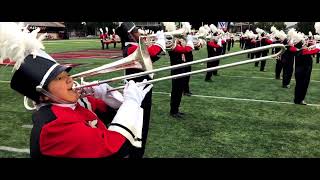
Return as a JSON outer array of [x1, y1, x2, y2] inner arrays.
[[154, 30, 166, 52], [82, 81, 124, 109], [199, 39, 206, 47], [93, 83, 124, 109], [315, 43, 320, 50], [122, 79, 153, 106], [217, 38, 222, 47], [108, 80, 153, 147], [186, 35, 194, 49]]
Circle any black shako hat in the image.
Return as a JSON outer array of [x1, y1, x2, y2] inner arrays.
[[10, 50, 72, 103]]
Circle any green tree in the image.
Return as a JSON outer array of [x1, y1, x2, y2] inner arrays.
[[296, 22, 315, 34]]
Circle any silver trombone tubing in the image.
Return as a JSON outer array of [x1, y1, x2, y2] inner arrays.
[[73, 44, 285, 92]]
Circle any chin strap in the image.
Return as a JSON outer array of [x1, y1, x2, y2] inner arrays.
[[36, 86, 73, 104]]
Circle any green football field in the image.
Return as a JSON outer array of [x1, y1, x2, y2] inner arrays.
[[1, 39, 320, 158]]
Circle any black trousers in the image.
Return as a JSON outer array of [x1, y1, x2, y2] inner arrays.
[[227, 41, 231, 52], [183, 66, 191, 93], [294, 59, 313, 103], [275, 59, 284, 78], [254, 52, 261, 66], [282, 56, 294, 86], [260, 51, 268, 71], [231, 40, 234, 47], [170, 77, 185, 114], [317, 53, 320, 63], [100, 40, 105, 50], [205, 60, 215, 80]]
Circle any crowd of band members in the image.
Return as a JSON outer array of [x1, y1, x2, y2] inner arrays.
[[100, 28, 119, 50], [239, 30, 320, 105], [103, 24, 319, 112]]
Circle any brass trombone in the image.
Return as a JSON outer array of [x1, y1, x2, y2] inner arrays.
[[23, 40, 285, 110], [72, 43, 286, 95]]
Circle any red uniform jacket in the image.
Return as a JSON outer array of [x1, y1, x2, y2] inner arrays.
[[31, 96, 126, 158], [207, 40, 221, 48], [127, 43, 162, 57], [99, 34, 106, 40], [289, 46, 320, 55]]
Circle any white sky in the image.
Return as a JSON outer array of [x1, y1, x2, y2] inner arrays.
[[285, 22, 297, 26]]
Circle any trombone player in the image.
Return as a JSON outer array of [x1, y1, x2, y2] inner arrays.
[[168, 34, 197, 118], [115, 22, 166, 158]]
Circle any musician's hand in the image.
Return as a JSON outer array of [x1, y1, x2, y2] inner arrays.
[[155, 30, 166, 51], [123, 80, 153, 106], [316, 44, 320, 50], [186, 35, 194, 49]]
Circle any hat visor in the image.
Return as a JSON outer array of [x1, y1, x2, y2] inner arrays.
[[130, 27, 139, 33], [44, 65, 72, 87]]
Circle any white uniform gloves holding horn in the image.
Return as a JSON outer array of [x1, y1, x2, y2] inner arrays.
[[186, 34, 195, 49], [108, 80, 153, 148], [154, 30, 166, 53]]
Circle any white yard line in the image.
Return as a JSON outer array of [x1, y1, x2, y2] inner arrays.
[[221, 75, 320, 83], [0, 80, 10, 83], [153, 91, 320, 107], [0, 146, 30, 154], [21, 125, 33, 129]]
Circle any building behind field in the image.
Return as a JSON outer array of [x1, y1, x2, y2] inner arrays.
[[24, 22, 68, 40]]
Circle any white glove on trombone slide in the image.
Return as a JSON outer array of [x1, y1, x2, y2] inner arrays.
[[154, 30, 166, 53], [217, 38, 222, 47], [186, 35, 194, 49], [82, 81, 124, 109], [108, 79, 153, 148]]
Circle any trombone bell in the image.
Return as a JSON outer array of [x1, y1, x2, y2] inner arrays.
[[71, 39, 153, 79]]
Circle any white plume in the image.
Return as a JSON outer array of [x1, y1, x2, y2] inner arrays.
[[270, 26, 277, 33], [314, 35, 320, 40], [287, 28, 296, 39], [203, 24, 210, 33], [314, 22, 320, 34], [99, 28, 103, 33], [256, 28, 265, 35], [278, 30, 287, 41], [112, 28, 115, 33], [163, 22, 176, 32], [209, 24, 218, 33], [181, 22, 192, 33], [217, 29, 224, 35], [197, 26, 208, 36], [309, 31, 312, 37], [138, 28, 145, 35], [105, 27, 108, 33], [0, 22, 46, 70]]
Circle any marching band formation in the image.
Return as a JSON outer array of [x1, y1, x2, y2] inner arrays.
[[1, 21, 320, 158]]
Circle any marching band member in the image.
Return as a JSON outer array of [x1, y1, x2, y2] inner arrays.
[[115, 22, 165, 158], [240, 32, 245, 49], [226, 32, 232, 52], [105, 27, 110, 49], [168, 36, 194, 118], [205, 24, 223, 82], [274, 30, 294, 88], [288, 31, 320, 105], [1, 22, 152, 158], [274, 36, 284, 79], [259, 31, 273, 72], [111, 28, 117, 48], [182, 34, 205, 96], [99, 28, 106, 50], [254, 33, 262, 67], [231, 34, 235, 48], [220, 30, 227, 55]]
